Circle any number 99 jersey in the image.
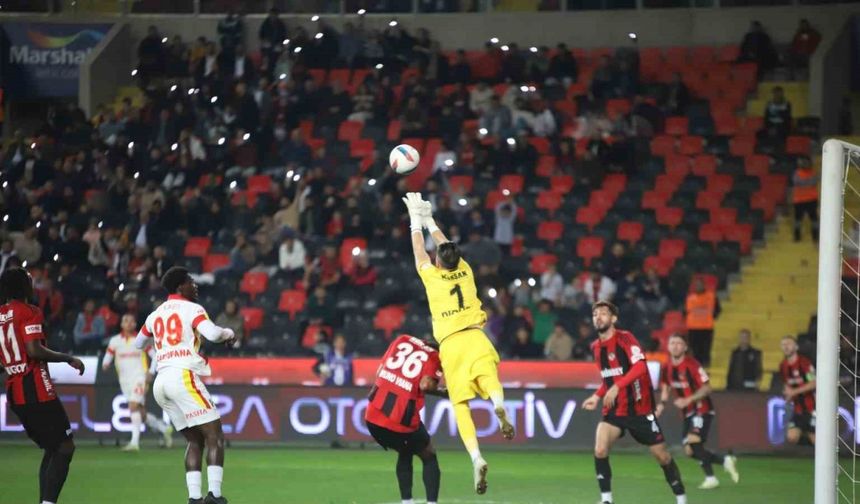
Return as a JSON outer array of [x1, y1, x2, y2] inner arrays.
[[140, 294, 212, 377], [365, 335, 442, 433]]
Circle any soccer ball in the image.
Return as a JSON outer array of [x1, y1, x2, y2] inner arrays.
[[389, 144, 420, 175]]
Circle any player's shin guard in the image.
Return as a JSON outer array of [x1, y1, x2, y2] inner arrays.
[[422, 453, 441, 502], [453, 402, 482, 462], [207, 465, 224, 498], [42, 447, 73, 503], [661, 458, 686, 496], [688, 443, 714, 476], [594, 456, 612, 493], [396, 451, 414, 500]]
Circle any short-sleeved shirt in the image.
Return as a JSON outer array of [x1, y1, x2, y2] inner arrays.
[[780, 354, 816, 415], [418, 258, 486, 344], [140, 294, 212, 376], [661, 355, 714, 417], [106, 333, 153, 381], [0, 300, 56, 405], [591, 329, 655, 417], [365, 335, 442, 433]]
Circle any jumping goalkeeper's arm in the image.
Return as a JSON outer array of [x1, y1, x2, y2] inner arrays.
[[419, 201, 449, 246], [404, 192, 433, 269]]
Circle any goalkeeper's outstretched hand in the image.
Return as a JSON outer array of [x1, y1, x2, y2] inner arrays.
[[418, 199, 433, 228], [402, 192, 424, 232]]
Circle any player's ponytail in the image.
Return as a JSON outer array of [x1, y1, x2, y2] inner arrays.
[[436, 242, 460, 270]]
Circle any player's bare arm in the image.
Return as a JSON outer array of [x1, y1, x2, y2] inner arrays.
[[420, 376, 449, 398], [674, 383, 712, 409], [24, 340, 85, 375], [656, 384, 670, 417], [785, 380, 816, 400]]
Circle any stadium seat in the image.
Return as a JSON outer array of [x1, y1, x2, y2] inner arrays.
[[707, 174, 735, 194], [576, 237, 605, 267], [644, 255, 675, 276], [387, 120, 402, 141], [723, 223, 754, 254], [617, 221, 644, 244], [576, 207, 604, 231], [278, 290, 307, 320], [740, 116, 764, 134], [606, 98, 631, 120], [536, 155, 557, 178], [536, 190, 563, 215], [240, 307, 265, 333], [710, 207, 738, 227], [349, 139, 375, 159], [650, 135, 676, 157], [499, 174, 525, 195], [642, 190, 670, 210], [537, 221, 564, 246], [751, 191, 778, 221], [678, 136, 704, 156], [247, 175, 273, 195], [698, 223, 723, 247], [662, 310, 686, 332], [448, 175, 474, 194], [659, 238, 687, 261], [484, 190, 506, 209], [529, 253, 558, 274], [338, 121, 364, 142], [745, 154, 771, 177], [329, 68, 351, 87], [184, 237, 212, 258], [786, 136, 812, 156], [656, 207, 684, 229], [717, 44, 740, 63], [528, 137, 551, 155], [589, 190, 617, 211], [730, 136, 756, 157], [691, 154, 717, 176], [602, 174, 627, 194], [240, 271, 269, 301], [665, 117, 689, 136], [308, 69, 327, 87], [202, 254, 230, 273], [374, 306, 406, 339], [665, 154, 690, 176], [550, 175, 574, 193], [714, 113, 739, 136], [695, 191, 724, 210], [690, 273, 719, 292]]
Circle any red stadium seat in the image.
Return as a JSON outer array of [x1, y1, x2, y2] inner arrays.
[[278, 290, 307, 320], [374, 306, 406, 339], [691, 46, 716, 65], [710, 207, 738, 227], [448, 175, 474, 194], [644, 255, 674, 276], [240, 307, 265, 332], [751, 191, 777, 221], [202, 254, 230, 273], [338, 120, 364, 142], [351, 69, 370, 87], [528, 137, 551, 155], [740, 116, 764, 134], [695, 191, 724, 210], [589, 190, 617, 211], [617, 221, 644, 244], [602, 174, 627, 194], [550, 175, 574, 193], [536, 190, 563, 215], [724, 223, 754, 254], [716, 45, 740, 63], [553, 100, 578, 122], [240, 271, 269, 301], [662, 310, 686, 332], [730, 136, 756, 157], [350, 139, 376, 159], [329, 68, 351, 87], [745, 154, 770, 177], [184, 237, 212, 258], [387, 120, 402, 142], [606, 98, 631, 120], [499, 174, 525, 195], [529, 254, 558, 275], [659, 238, 687, 261], [576, 207, 604, 231], [786, 136, 812, 155], [307, 69, 327, 87], [665, 116, 689, 136], [650, 135, 676, 157], [665, 154, 691, 176], [536, 155, 557, 178], [664, 47, 689, 70], [576, 236, 605, 267], [247, 175, 273, 195], [642, 190, 671, 210], [484, 190, 505, 210], [537, 221, 564, 246], [707, 174, 735, 194], [340, 238, 368, 273], [656, 207, 684, 229], [691, 154, 717, 177], [298, 120, 314, 140], [714, 113, 739, 136], [678, 136, 704, 155], [690, 273, 719, 292], [698, 223, 723, 247]]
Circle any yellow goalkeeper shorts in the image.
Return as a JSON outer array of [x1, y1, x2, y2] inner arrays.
[[439, 328, 501, 405]]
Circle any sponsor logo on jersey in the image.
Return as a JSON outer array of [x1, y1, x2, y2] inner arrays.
[[440, 270, 468, 281], [4, 363, 26, 374], [24, 324, 42, 335], [0, 310, 13, 323], [185, 407, 211, 419], [440, 306, 469, 317], [600, 367, 624, 378]]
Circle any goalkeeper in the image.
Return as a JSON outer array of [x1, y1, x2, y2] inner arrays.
[[401, 192, 515, 496]]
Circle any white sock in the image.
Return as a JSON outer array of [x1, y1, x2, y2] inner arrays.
[[469, 447, 483, 464], [676, 495, 687, 504], [207, 465, 224, 498], [130, 411, 142, 445], [601, 491, 613, 503], [145, 412, 168, 434], [41, 501, 56, 504], [401, 500, 414, 504], [705, 475, 718, 483], [489, 391, 505, 411], [186, 471, 203, 499]]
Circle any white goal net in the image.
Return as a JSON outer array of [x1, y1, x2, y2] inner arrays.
[[818, 139, 860, 504]]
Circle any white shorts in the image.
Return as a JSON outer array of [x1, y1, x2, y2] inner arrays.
[[120, 375, 147, 405], [153, 367, 220, 431]]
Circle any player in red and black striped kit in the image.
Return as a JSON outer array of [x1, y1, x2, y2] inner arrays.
[[657, 334, 739, 490], [582, 301, 687, 504], [779, 336, 816, 445], [365, 334, 446, 504], [0, 268, 84, 504]]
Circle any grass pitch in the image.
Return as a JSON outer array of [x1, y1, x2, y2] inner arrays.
[[0, 445, 812, 503]]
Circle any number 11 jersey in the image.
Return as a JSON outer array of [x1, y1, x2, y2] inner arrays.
[[140, 294, 212, 376], [366, 335, 442, 433]]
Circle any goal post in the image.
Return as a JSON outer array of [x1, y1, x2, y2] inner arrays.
[[817, 139, 860, 504]]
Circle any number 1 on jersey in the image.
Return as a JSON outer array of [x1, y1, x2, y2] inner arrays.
[[450, 284, 464, 310]]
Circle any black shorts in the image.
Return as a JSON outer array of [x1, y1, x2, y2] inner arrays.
[[603, 413, 665, 446], [682, 413, 714, 444], [367, 421, 431, 455], [10, 399, 73, 451], [789, 412, 816, 434]]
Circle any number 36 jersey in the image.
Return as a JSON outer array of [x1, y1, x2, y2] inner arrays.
[[365, 335, 442, 433], [140, 294, 212, 376], [418, 258, 487, 344]]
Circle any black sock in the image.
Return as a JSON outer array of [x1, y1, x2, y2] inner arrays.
[[39, 450, 53, 501], [422, 453, 441, 502], [396, 451, 413, 500], [689, 443, 715, 476], [594, 456, 612, 493], [42, 448, 74, 503], [661, 458, 686, 496]]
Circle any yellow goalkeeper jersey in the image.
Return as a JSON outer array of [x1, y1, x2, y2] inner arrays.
[[418, 258, 487, 344]]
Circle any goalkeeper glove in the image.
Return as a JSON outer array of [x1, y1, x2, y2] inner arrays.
[[401, 192, 424, 233], [418, 200, 439, 234]]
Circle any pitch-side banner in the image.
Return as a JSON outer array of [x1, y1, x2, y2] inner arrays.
[[1, 22, 112, 97], [0, 386, 836, 452]]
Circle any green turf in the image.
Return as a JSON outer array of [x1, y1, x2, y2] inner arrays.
[[0, 445, 812, 504]]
